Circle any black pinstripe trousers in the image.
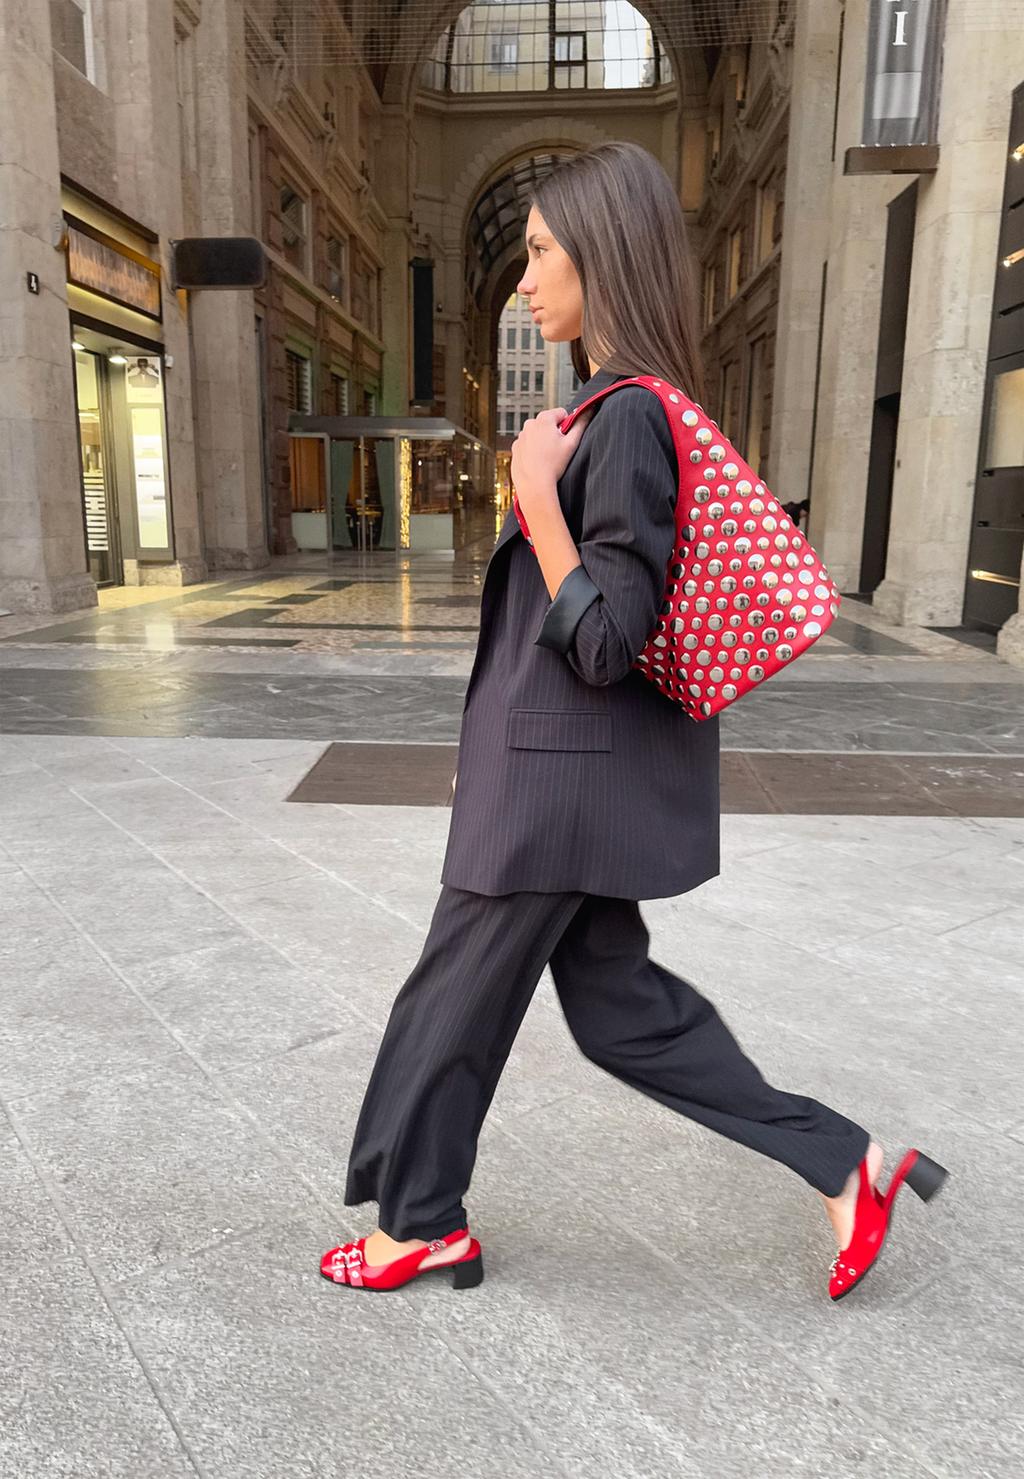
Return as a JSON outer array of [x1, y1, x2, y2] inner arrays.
[[344, 885, 871, 1241]]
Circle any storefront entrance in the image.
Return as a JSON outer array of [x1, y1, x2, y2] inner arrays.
[[287, 415, 496, 559], [71, 327, 174, 588]]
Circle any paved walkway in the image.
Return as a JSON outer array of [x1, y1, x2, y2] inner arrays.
[[1, 557, 1022, 1477]]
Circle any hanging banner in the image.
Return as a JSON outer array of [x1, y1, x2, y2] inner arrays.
[[862, 0, 947, 148]]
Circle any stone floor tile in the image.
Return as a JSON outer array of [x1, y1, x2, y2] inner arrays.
[[0, 942, 187, 1102], [111, 1218, 569, 1479], [10, 1058, 317, 1283], [126, 938, 351, 1074]]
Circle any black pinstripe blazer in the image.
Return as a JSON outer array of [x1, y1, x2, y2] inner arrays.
[[440, 366, 720, 899]]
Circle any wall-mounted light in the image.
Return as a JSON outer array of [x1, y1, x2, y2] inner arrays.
[[971, 569, 1020, 586], [108, 348, 128, 365], [1002, 248, 1024, 268], [1012, 142, 1023, 162]]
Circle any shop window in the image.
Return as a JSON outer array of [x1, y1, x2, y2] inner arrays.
[[51, 0, 94, 81], [985, 366, 1024, 468], [290, 439, 325, 513], [286, 349, 312, 414], [728, 228, 744, 299], [280, 182, 310, 274], [326, 232, 347, 304]]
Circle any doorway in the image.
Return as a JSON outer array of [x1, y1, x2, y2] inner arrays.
[[71, 327, 174, 588], [859, 180, 918, 594]]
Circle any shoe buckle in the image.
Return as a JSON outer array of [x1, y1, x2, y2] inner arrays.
[[427, 1238, 447, 1253]]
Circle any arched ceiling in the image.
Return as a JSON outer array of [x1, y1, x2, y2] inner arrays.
[[381, 0, 711, 108], [467, 151, 573, 288]]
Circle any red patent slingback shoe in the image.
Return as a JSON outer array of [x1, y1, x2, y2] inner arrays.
[[319, 1227, 484, 1292], [829, 1149, 948, 1301]]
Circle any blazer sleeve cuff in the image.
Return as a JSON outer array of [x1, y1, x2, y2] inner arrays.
[[532, 563, 602, 655]]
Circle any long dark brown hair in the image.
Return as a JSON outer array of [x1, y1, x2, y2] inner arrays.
[[531, 141, 705, 403]]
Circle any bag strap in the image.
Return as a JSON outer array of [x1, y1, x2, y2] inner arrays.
[[557, 376, 656, 434]]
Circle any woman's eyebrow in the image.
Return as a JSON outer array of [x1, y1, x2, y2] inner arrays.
[[526, 233, 547, 247]]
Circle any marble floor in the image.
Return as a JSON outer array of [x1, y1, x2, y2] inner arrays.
[[1, 552, 1023, 1478]]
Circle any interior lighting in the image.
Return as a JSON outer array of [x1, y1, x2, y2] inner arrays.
[[71, 340, 85, 352], [108, 348, 128, 365], [1002, 248, 1024, 268], [971, 569, 1020, 586], [1012, 142, 1024, 162]]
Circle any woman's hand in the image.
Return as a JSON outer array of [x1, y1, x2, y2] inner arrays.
[[511, 406, 594, 520]]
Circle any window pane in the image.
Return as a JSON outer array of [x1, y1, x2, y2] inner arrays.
[[985, 366, 1024, 468]]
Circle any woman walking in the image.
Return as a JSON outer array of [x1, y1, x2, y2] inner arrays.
[[321, 142, 946, 1301]]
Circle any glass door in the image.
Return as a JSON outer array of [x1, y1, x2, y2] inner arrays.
[[73, 346, 121, 587]]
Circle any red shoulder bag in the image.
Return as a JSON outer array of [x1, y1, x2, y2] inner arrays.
[[512, 374, 840, 720]]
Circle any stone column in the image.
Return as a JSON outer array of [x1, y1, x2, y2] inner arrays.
[[442, 247, 466, 427], [102, 0, 208, 585], [770, 0, 842, 509], [0, 1, 96, 615], [804, 0, 904, 589], [378, 105, 414, 414], [874, 11, 1024, 628], [188, 0, 267, 571]]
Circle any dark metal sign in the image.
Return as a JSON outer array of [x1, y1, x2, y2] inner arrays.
[[170, 237, 267, 290]]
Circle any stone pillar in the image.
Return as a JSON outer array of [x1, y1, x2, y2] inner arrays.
[[103, 0, 208, 586], [378, 105, 414, 414], [0, 1, 96, 615], [874, 12, 1024, 628], [770, 0, 842, 509], [189, 0, 267, 571], [804, 0, 903, 589], [442, 249, 466, 427]]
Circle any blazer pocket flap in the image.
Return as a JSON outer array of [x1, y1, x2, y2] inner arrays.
[[506, 708, 612, 752]]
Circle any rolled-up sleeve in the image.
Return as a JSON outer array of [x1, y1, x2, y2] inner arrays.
[[532, 387, 678, 686]]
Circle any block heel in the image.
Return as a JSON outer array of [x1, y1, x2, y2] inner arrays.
[[451, 1251, 484, 1289], [904, 1151, 948, 1203]]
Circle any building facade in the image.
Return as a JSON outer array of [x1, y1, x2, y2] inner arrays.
[[2, 0, 1022, 667]]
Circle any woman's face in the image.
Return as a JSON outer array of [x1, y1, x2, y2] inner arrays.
[[516, 207, 585, 349]]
